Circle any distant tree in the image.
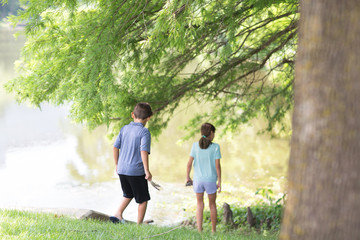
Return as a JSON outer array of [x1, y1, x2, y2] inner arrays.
[[4, 0, 298, 137], [281, 0, 360, 239]]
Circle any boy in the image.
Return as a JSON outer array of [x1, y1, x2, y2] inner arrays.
[[110, 102, 153, 224]]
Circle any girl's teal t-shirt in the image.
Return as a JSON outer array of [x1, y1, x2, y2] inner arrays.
[[190, 142, 221, 182]]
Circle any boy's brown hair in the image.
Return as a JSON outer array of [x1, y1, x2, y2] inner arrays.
[[133, 102, 153, 120]]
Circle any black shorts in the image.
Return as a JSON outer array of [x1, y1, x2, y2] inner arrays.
[[119, 174, 150, 203]]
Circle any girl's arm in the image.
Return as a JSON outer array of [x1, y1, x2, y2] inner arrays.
[[216, 158, 221, 193], [186, 156, 194, 182]]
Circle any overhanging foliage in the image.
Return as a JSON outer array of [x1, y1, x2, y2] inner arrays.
[[5, 0, 298, 137]]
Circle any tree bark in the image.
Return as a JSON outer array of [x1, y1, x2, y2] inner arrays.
[[280, 1, 360, 239]]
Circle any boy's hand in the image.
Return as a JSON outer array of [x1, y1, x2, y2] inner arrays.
[[145, 171, 152, 182], [217, 183, 222, 193]]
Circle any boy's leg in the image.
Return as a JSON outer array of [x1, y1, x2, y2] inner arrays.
[[114, 197, 132, 220], [116, 175, 134, 220], [196, 192, 205, 232], [137, 201, 148, 224], [208, 193, 217, 232], [128, 175, 150, 224]]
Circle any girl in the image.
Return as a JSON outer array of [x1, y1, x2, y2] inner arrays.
[[186, 123, 222, 232]]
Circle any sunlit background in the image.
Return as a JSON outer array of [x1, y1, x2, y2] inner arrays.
[[0, 26, 290, 225]]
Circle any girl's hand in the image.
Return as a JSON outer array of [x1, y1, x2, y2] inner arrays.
[[217, 183, 222, 193], [186, 177, 193, 186]]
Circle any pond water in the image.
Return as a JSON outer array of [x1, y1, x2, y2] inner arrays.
[[0, 26, 290, 225]]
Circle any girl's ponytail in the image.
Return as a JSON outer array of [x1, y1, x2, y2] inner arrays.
[[199, 123, 216, 149]]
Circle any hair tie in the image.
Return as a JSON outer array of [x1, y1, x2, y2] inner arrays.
[[202, 135, 207, 138]]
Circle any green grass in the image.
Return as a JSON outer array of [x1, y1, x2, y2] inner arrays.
[[0, 209, 279, 239]]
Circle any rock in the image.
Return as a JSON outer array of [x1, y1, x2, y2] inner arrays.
[[181, 217, 196, 227], [79, 210, 110, 221], [80, 210, 154, 224], [10, 207, 154, 224]]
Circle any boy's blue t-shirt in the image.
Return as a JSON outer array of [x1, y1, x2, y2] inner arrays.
[[190, 142, 221, 182], [114, 122, 151, 176]]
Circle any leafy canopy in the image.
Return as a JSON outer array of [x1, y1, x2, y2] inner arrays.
[[5, 0, 298, 137]]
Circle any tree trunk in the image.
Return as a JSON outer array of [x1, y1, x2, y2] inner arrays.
[[246, 207, 256, 228], [223, 202, 235, 226], [280, 1, 360, 239]]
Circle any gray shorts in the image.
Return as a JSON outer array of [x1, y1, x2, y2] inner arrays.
[[193, 181, 217, 194]]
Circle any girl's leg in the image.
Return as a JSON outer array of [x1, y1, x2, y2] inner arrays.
[[208, 193, 217, 232], [196, 192, 205, 232], [114, 197, 132, 220]]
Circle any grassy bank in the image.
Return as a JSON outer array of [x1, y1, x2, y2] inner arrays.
[[0, 209, 279, 239]]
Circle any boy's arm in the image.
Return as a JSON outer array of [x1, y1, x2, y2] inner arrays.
[[113, 147, 119, 172], [141, 150, 152, 181], [186, 156, 194, 182], [215, 158, 221, 193]]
